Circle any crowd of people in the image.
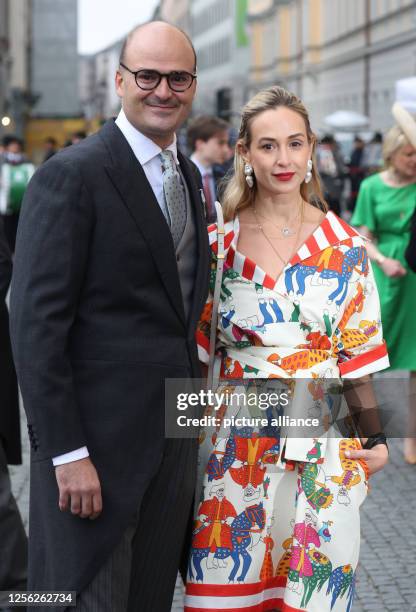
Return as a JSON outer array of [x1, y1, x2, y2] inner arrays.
[[0, 18, 416, 612]]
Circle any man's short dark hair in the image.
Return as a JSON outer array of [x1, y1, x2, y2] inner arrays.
[[321, 134, 335, 145], [187, 115, 230, 152], [2, 135, 23, 148], [119, 21, 197, 72]]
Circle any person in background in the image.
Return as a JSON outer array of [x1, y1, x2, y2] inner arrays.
[[188, 115, 230, 222], [362, 131, 383, 176], [43, 137, 58, 163], [64, 131, 87, 148], [316, 134, 346, 216], [0, 216, 28, 598], [0, 137, 35, 253], [347, 136, 366, 213], [351, 102, 416, 464]]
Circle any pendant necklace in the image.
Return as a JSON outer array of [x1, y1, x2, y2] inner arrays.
[[252, 199, 303, 238], [252, 199, 305, 266]]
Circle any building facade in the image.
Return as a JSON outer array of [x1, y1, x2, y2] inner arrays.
[[189, 0, 251, 125], [30, 0, 80, 118], [0, 0, 32, 138], [79, 40, 122, 122], [248, 0, 416, 132], [156, 0, 191, 32]]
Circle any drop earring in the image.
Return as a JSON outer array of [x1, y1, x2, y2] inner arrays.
[[304, 159, 313, 184], [244, 163, 254, 188]]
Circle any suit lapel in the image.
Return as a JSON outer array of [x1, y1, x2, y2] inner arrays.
[[178, 152, 210, 335], [100, 120, 186, 327]]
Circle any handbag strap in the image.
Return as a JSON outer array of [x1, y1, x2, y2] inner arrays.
[[207, 201, 225, 391]]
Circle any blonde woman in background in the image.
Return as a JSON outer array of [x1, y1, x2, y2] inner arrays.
[[351, 104, 416, 464], [185, 86, 389, 612]]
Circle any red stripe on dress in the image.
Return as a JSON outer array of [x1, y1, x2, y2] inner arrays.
[[242, 257, 256, 281], [280, 601, 305, 612], [290, 253, 302, 266], [321, 217, 339, 244], [227, 247, 236, 268], [186, 576, 287, 597], [196, 330, 210, 353], [304, 234, 320, 255], [339, 341, 388, 375], [184, 599, 303, 612], [225, 232, 234, 249], [336, 215, 359, 238], [263, 275, 276, 290]]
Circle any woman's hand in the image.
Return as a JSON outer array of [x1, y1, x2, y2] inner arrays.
[[380, 257, 407, 277], [345, 444, 389, 476]]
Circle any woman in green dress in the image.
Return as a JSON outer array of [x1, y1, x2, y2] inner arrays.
[[351, 104, 416, 463]]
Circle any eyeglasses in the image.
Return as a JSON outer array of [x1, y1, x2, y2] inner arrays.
[[119, 63, 197, 92]]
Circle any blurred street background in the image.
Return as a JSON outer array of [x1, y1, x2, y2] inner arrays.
[[1, 0, 416, 166]]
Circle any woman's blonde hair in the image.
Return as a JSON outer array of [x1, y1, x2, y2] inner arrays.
[[221, 86, 327, 222], [382, 125, 411, 167]]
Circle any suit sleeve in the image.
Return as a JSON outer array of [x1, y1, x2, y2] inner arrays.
[[0, 217, 12, 302], [9, 157, 94, 458]]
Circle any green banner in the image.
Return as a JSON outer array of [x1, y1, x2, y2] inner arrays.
[[236, 0, 249, 47]]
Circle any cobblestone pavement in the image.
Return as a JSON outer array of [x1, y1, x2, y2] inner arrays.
[[10, 374, 416, 612]]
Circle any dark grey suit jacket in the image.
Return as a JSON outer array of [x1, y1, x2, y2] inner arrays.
[[9, 119, 210, 598], [0, 217, 21, 464]]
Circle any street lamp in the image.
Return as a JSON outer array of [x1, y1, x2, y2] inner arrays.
[[1, 116, 11, 127]]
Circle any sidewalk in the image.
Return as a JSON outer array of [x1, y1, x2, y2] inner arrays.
[[10, 377, 416, 612]]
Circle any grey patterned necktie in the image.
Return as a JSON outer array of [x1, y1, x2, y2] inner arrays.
[[160, 150, 187, 248]]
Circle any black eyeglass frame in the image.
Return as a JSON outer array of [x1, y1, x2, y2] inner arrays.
[[119, 62, 197, 92]]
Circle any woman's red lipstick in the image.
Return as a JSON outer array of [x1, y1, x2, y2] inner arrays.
[[274, 172, 295, 182]]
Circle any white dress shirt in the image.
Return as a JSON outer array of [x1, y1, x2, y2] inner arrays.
[[52, 108, 179, 467]]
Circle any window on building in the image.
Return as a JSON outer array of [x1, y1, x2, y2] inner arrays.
[[216, 87, 232, 120]]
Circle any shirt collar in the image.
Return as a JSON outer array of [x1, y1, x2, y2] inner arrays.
[[115, 108, 179, 166], [190, 154, 212, 177]]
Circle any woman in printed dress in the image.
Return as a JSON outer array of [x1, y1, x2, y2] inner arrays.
[[185, 87, 389, 612]]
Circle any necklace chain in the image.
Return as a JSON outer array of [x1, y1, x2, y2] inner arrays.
[[253, 202, 302, 238], [252, 200, 304, 267]]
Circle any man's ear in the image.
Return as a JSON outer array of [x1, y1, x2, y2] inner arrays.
[[115, 70, 124, 98]]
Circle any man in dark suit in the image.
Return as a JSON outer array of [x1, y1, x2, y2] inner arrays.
[[0, 217, 28, 601], [10, 21, 209, 612]]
